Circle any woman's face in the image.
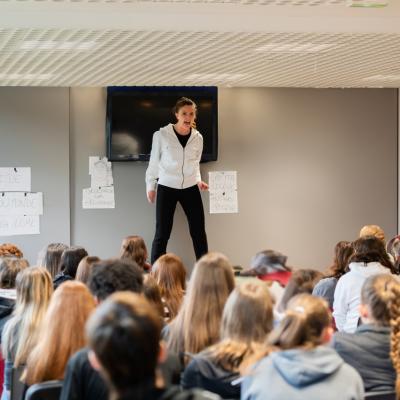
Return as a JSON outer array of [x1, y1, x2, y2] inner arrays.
[[175, 105, 196, 129]]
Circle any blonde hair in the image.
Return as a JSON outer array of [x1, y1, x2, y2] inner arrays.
[[360, 224, 385, 242], [151, 253, 186, 320], [167, 252, 235, 358], [205, 281, 273, 372], [75, 256, 100, 285], [24, 281, 96, 384], [269, 293, 331, 350], [120, 236, 148, 271], [2, 267, 53, 367]]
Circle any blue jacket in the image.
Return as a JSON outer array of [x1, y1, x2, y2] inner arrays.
[[241, 346, 363, 400], [332, 324, 395, 392]]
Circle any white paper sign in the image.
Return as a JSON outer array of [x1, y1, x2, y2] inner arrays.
[[83, 187, 115, 209], [0, 168, 31, 192], [89, 157, 113, 188], [0, 192, 43, 216], [0, 215, 40, 236], [209, 171, 238, 214]]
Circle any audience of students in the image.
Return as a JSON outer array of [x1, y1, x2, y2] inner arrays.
[[333, 236, 396, 333], [120, 235, 151, 272], [2, 230, 400, 400], [1, 267, 53, 400], [151, 253, 186, 322], [312, 240, 354, 308], [241, 294, 364, 400], [332, 274, 399, 393], [182, 280, 273, 399], [167, 252, 235, 362]]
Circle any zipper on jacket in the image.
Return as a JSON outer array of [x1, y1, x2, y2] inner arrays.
[[181, 147, 185, 188]]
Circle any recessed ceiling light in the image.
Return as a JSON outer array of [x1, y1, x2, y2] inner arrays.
[[20, 41, 96, 51], [254, 43, 336, 53], [0, 73, 54, 80], [185, 73, 246, 81], [347, 0, 388, 7]]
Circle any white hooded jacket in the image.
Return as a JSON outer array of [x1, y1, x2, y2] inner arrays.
[[145, 123, 203, 192]]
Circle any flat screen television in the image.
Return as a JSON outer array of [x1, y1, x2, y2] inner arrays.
[[106, 86, 218, 162]]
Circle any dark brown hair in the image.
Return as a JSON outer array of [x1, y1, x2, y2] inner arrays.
[[0, 258, 29, 289], [172, 97, 197, 116], [350, 236, 395, 273], [327, 241, 354, 279], [277, 269, 323, 312], [120, 236, 148, 271], [59, 246, 88, 278], [143, 275, 164, 320]]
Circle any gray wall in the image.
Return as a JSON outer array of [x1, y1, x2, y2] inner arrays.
[[0, 87, 398, 271], [0, 87, 70, 264]]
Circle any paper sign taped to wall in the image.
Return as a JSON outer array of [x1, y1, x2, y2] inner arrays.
[[0, 215, 40, 236], [89, 156, 113, 188], [0, 168, 31, 192], [82, 186, 115, 209], [0, 192, 43, 216], [208, 171, 238, 214]]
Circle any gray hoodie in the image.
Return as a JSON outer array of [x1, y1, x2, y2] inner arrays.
[[241, 346, 363, 400]]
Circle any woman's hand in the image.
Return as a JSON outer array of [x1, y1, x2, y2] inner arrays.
[[147, 190, 156, 203], [197, 181, 209, 191]]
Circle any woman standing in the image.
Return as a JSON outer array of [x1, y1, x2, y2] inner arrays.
[[146, 97, 208, 264]]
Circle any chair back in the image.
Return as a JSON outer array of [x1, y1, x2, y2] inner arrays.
[[10, 365, 25, 400], [24, 380, 63, 400], [364, 391, 396, 400]]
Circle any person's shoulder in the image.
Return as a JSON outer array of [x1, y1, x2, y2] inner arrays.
[[161, 386, 221, 400], [68, 347, 91, 368]]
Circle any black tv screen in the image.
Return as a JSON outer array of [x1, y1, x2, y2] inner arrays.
[[106, 86, 218, 162]]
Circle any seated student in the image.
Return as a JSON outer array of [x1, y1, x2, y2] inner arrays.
[[87, 292, 220, 400], [60, 259, 144, 400], [143, 275, 165, 321], [53, 246, 88, 289], [239, 250, 292, 305], [151, 253, 186, 322], [120, 235, 151, 272], [333, 236, 396, 333], [312, 241, 353, 308], [37, 243, 69, 279], [23, 281, 96, 385], [332, 274, 399, 393], [387, 235, 400, 273], [75, 256, 101, 285], [0, 244, 23, 261], [1, 267, 53, 400], [182, 281, 273, 399], [241, 294, 364, 400], [166, 252, 235, 363], [0, 258, 29, 336]]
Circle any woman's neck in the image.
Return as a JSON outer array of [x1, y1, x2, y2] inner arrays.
[[174, 123, 191, 136]]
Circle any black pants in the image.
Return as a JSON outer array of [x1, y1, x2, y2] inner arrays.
[[151, 184, 208, 264]]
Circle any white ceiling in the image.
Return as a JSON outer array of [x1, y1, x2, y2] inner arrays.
[[0, 0, 399, 87]]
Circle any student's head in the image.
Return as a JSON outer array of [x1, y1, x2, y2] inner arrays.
[[120, 235, 148, 271], [269, 294, 332, 350], [328, 241, 354, 279], [88, 258, 143, 302], [387, 235, 400, 261], [0, 258, 29, 289], [242, 249, 290, 277], [87, 292, 162, 398], [59, 246, 88, 278], [0, 243, 23, 259], [39, 243, 69, 278], [221, 281, 273, 343], [278, 269, 323, 312], [350, 236, 395, 273], [24, 281, 96, 385], [360, 224, 386, 242], [168, 252, 235, 355], [76, 256, 101, 285], [151, 253, 186, 319], [173, 97, 197, 128], [143, 275, 164, 320]]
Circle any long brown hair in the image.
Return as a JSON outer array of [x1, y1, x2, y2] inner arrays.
[[167, 252, 235, 358], [206, 281, 273, 372], [151, 253, 186, 320], [2, 267, 53, 366], [24, 281, 96, 384], [269, 294, 331, 350], [326, 241, 353, 279], [120, 236, 148, 271]]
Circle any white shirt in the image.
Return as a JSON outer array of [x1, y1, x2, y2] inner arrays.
[[332, 261, 392, 333]]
